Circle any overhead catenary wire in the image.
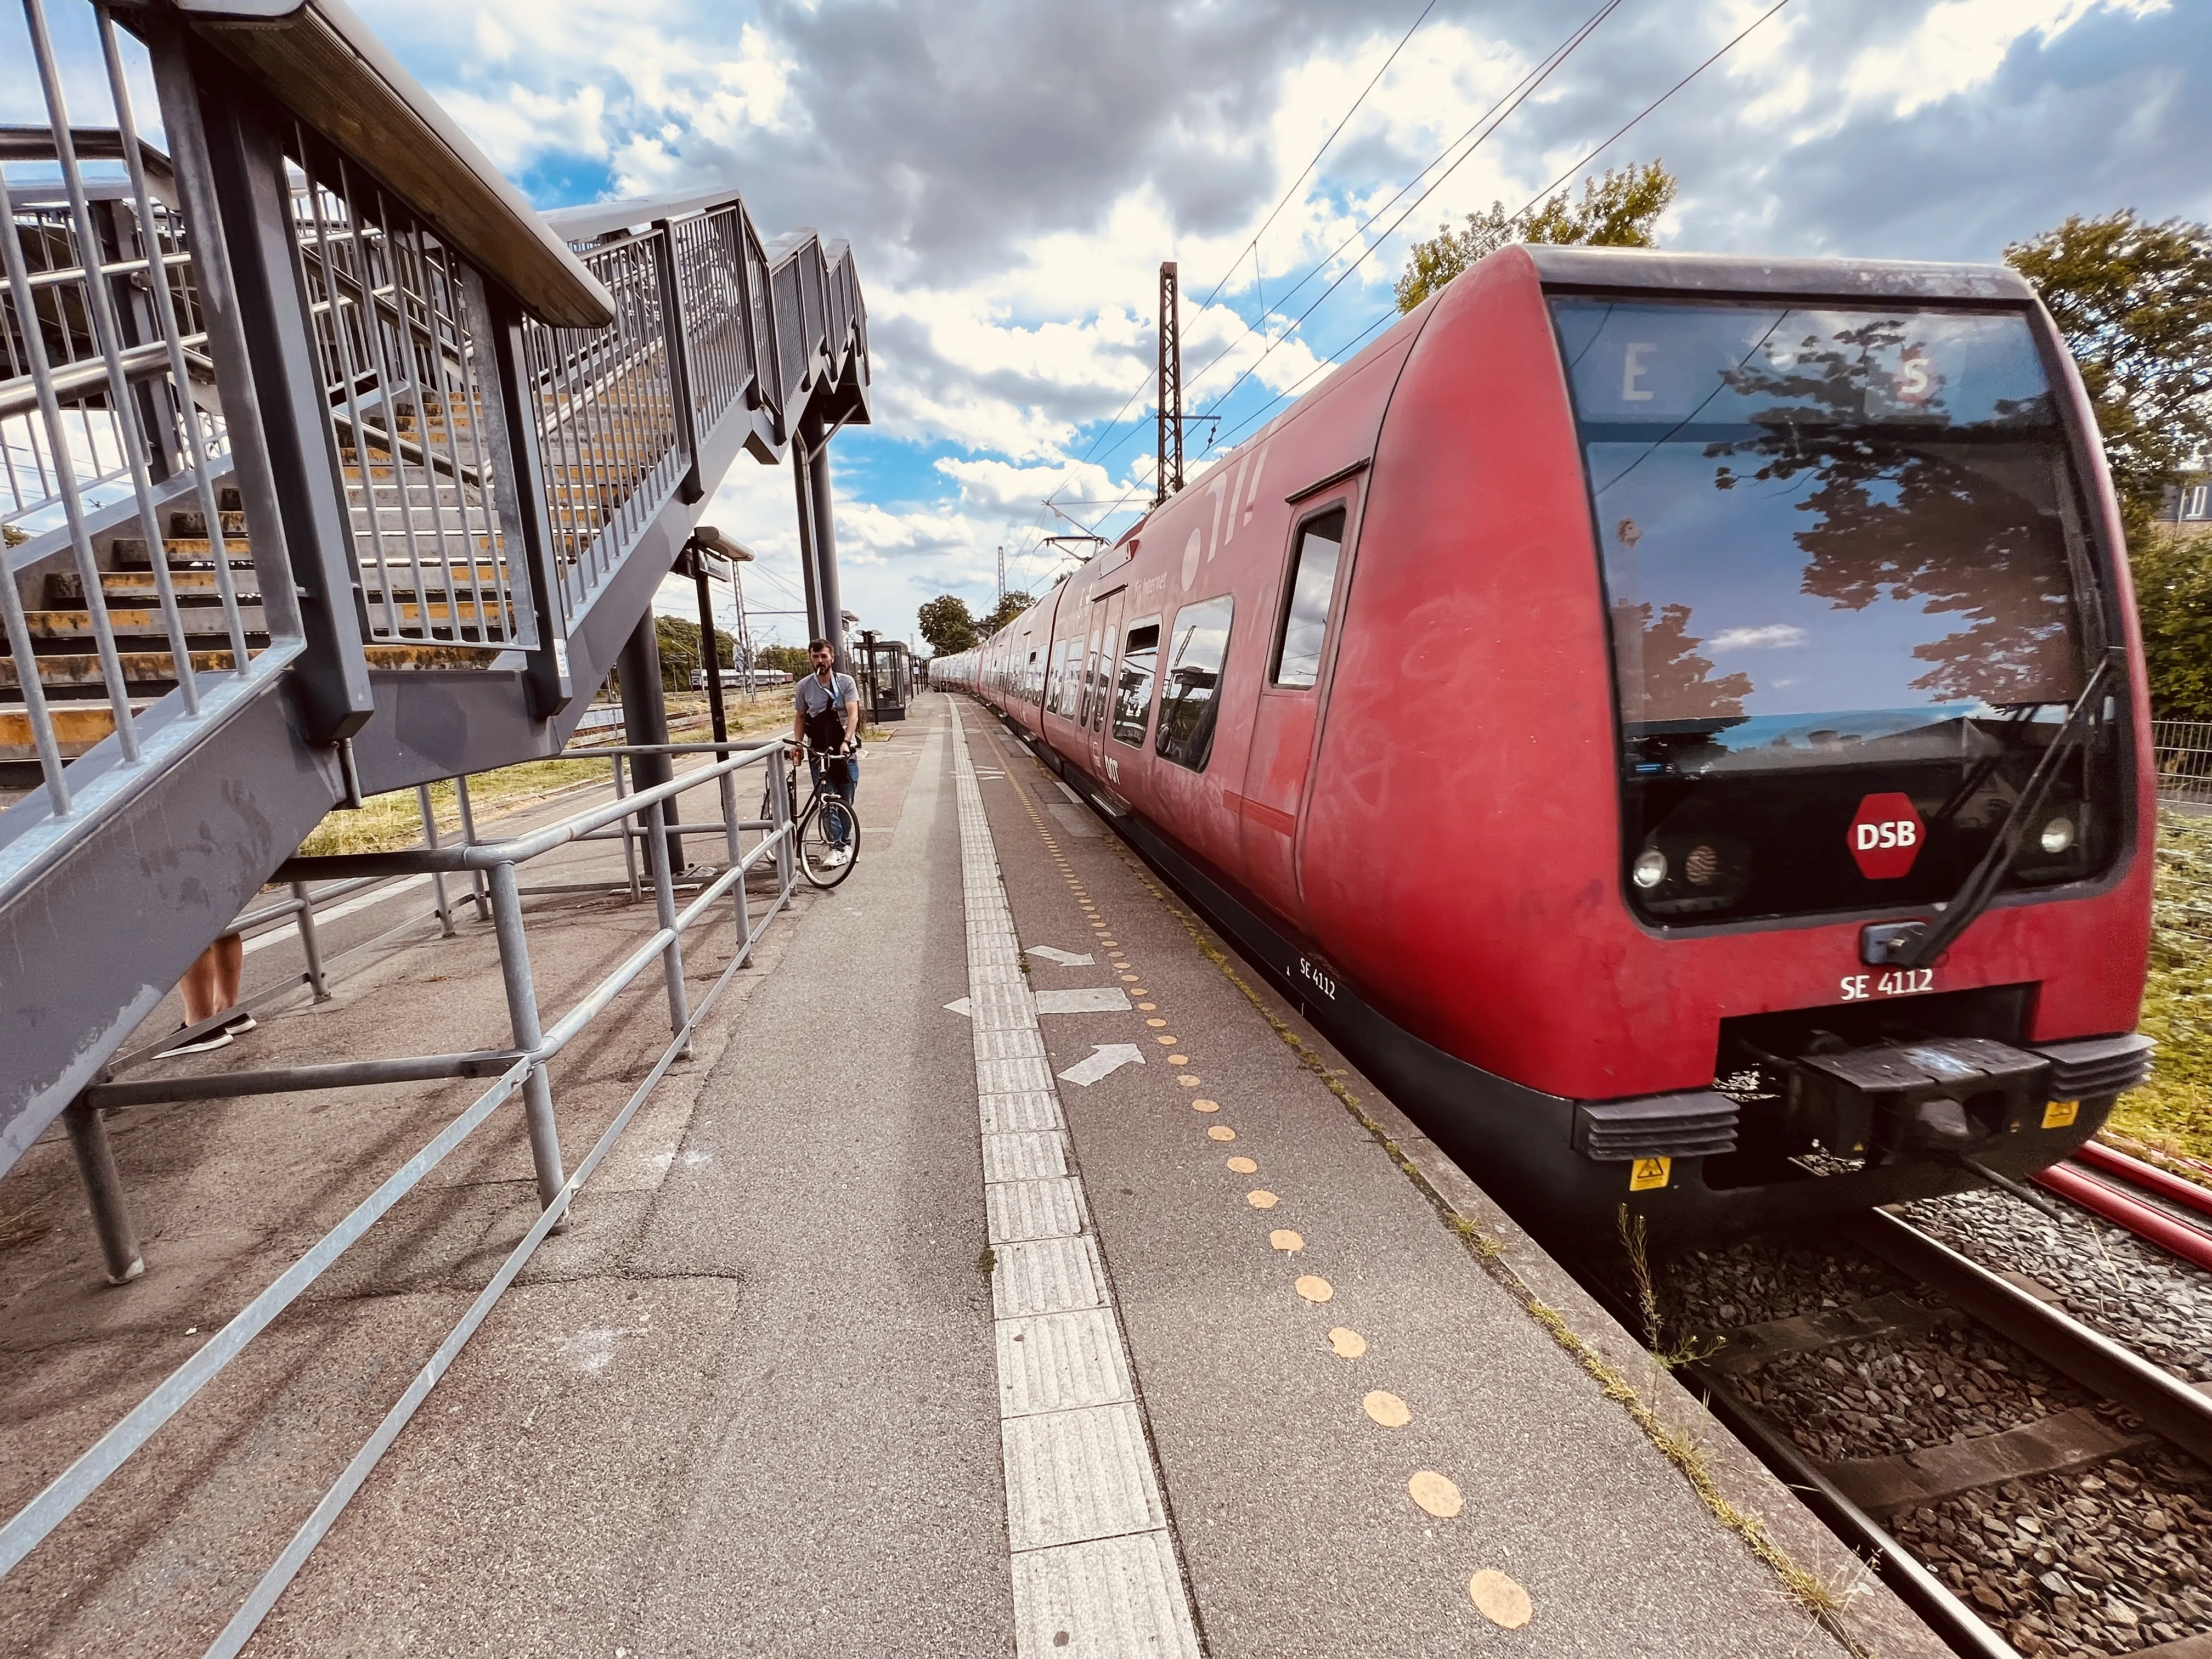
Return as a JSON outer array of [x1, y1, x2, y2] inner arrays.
[[1191, 0, 1632, 422], [1186, 0, 1624, 393], [1190, 0, 1442, 321], [1035, 0, 1628, 548], [1201, 0, 1798, 456], [1057, 0, 1627, 504], [1029, 0, 1443, 521]]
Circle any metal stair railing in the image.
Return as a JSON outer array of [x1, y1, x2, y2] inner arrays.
[[2, 0, 870, 1191], [2, 10, 285, 815]]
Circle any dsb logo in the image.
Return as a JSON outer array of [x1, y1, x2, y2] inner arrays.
[[1849, 793, 1924, 879]]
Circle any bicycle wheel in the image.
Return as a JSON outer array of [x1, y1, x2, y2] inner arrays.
[[799, 796, 860, 888]]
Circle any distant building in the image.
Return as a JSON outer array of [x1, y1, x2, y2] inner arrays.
[[2160, 461, 2211, 540]]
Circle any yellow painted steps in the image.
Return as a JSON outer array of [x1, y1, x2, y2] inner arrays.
[[18, 606, 270, 641], [0, 648, 254, 690], [0, 640, 501, 763], [0, 701, 154, 762]]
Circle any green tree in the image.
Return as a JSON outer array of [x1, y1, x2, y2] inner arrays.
[[981, 590, 1035, 637], [1395, 160, 1677, 313], [2129, 530, 2212, 720], [2005, 211, 2212, 517], [2006, 211, 2212, 718], [652, 614, 737, 690], [918, 594, 980, 654], [754, 642, 814, 676]]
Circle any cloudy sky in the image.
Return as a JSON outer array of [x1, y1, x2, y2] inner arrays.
[[120, 1, 2212, 648]]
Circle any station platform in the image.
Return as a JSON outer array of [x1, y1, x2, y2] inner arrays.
[[0, 693, 1951, 1657]]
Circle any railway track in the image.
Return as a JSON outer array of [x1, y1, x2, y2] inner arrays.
[[1606, 1209, 2212, 1659]]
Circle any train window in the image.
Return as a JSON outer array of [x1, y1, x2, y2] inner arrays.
[[1156, 596, 1234, 771], [1113, 620, 1160, 746], [1077, 627, 1105, 727], [1047, 639, 1071, 715], [1551, 296, 2119, 922], [1272, 508, 1345, 687]]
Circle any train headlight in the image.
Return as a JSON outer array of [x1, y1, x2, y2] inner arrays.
[[1632, 849, 1668, 889], [2039, 816, 2075, 856]]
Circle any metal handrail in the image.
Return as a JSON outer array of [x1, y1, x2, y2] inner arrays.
[[2, 738, 799, 1642]]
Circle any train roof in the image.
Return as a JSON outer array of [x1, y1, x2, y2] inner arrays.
[[1519, 245, 2036, 307]]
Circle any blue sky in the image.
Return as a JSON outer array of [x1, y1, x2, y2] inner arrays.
[[18, 0, 2208, 653]]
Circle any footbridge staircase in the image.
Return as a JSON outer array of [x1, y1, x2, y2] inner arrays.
[[1, 0, 871, 1178]]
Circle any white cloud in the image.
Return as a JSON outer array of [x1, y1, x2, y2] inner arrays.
[[351, 0, 2211, 648], [1708, 624, 1810, 652], [1844, 0, 2169, 117]]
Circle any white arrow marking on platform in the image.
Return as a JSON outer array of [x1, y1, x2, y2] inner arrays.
[[1026, 945, 1094, 966], [1058, 1044, 1146, 1086], [1033, 987, 1133, 1014], [945, 997, 973, 1019]]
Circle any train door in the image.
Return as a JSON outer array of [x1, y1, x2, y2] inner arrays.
[[1073, 610, 1107, 736], [1239, 498, 1354, 919], [1085, 589, 1125, 783]]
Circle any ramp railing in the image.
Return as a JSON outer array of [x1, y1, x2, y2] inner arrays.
[[0, 736, 801, 1654]]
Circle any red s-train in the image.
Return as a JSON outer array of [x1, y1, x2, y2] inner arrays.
[[935, 246, 2155, 1245]]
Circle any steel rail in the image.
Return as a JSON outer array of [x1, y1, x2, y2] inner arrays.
[[1564, 1251, 2015, 1659], [1691, 1373, 2019, 1659], [1841, 1209, 2212, 1466], [1576, 1200, 2212, 1659]]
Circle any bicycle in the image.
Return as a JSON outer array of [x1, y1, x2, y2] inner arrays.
[[761, 738, 862, 889]]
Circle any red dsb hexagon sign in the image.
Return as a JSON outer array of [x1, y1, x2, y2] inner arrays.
[[1849, 792, 1925, 879]]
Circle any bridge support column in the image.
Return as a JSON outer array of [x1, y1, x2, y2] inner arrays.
[[617, 609, 684, 872], [808, 442, 848, 673], [792, 433, 848, 671], [63, 1103, 143, 1285]]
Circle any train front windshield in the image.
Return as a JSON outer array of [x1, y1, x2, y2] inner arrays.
[[1551, 297, 2120, 924]]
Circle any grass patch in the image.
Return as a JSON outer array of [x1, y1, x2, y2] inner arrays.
[[296, 699, 793, 859], [2108, 806, 2212, 1177]]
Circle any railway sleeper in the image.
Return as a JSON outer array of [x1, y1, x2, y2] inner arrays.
[[1821, 1405, 2158, 1516]]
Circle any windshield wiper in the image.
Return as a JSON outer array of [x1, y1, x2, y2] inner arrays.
[[1892, 646, 2124, 970]]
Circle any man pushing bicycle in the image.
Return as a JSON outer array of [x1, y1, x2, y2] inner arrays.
[[791, 637, 861, 867]]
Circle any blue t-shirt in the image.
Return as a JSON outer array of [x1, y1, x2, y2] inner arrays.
[[795, 672, 857, 746]]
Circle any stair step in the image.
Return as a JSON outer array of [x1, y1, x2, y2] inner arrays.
[[111, 537, 257, 569], [166, 510, 249, 538], [363, 643, 509, 669], [0, 648, 256, 691], [0, 700, 151, 760], [52, 571, 264, 603], [360, 599, 516, 633], [13, 607, 270, 644]]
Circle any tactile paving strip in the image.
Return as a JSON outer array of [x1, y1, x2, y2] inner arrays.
[[951, 708, 1201, 1658]]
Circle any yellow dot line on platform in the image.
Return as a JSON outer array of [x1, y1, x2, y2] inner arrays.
[[975, 716, 1503, 1620]]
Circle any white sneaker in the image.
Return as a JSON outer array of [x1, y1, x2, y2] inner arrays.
[[824, 847, 852, 867], [167, 1022, 233, 1056]]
